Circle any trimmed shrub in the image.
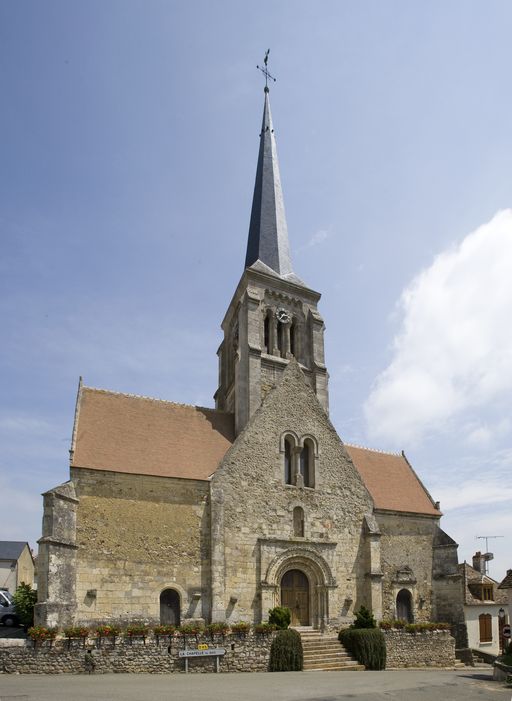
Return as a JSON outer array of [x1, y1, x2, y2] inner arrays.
[[352, 605, 376, 629], [268, 606, 291, 630], [269, 629, 303, 671], [339, 628, 386, 670]]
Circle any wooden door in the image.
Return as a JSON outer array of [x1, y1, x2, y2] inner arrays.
[[160, 589, 180, 626], [281, 569, 309, 625]]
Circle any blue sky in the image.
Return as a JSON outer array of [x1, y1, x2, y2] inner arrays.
[[1, 1, 511, 582]]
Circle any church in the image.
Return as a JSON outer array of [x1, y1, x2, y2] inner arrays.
[[35, 83, 463, 634]]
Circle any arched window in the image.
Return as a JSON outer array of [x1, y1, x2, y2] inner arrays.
[[396, 589, 413, 623], [293, 506, 304, 537], [284, 437, 293, 485], [479, 613, 492, 642], [299, 439, 315, 488]]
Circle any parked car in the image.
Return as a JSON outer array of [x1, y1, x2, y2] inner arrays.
[[0, 588, 19, 626]]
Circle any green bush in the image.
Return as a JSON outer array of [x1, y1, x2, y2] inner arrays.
[[269, 629, 303, 671], [13, 582, 37, 627], [268, 606, 291, 629], [351, 605, 376, 629], [339, 628, 386, 670]]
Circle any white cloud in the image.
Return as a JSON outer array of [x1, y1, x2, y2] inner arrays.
[[364, 210, 512, 444], [435, 478, 512, 511], [299, 229, 330, 251]]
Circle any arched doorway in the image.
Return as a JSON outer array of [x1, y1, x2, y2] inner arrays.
[[281, 569, 310, 625], [396, 589, 413, 622], [160, 589, 180, 626]]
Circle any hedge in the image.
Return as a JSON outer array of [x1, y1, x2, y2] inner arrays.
[[339, 628, 386, 670], [269, 629, 303, 671]]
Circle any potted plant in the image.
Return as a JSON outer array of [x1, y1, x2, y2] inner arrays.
[[153, 624, 176, 647], [27, 625, 58, 649], [94, 624, 121, 648], [206, 621, 230, 642], [230, 621, 250, 639], [63, 626, 90, 650], [125, 624, 149, 645], [254, 622, 276, 636], [178, 623, 204, 646]]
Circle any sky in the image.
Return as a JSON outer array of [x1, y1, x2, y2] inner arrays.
[[1, 0, 511, 584]]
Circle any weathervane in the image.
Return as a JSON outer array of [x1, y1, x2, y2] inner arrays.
[[257, 49, 276, 92]]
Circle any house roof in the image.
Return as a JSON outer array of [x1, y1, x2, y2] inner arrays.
[[499, 569, 512, 589], [71, 387, 235, 481], [72, 387, 441, 518], [344, 444, 441, 517], [0, 541, 29, 561], [459, 562, 509, 605]]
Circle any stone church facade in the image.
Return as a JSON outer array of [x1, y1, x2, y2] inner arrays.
[[35, 87, 463, 633]]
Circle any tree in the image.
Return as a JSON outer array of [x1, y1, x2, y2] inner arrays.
[[13, 582, 37, 627], [351, 605, 376, 629]]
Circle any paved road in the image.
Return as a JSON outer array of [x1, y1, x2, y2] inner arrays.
[[0, 669, 510, 701], [0, 626, 25, 640]]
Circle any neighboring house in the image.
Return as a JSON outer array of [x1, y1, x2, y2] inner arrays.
[[459, 553, 509, 656], [498, 568, 512, 635], [0, 541, 35, 593]]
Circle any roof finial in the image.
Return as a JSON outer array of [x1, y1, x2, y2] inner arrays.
[[257, 49, 276, 93]]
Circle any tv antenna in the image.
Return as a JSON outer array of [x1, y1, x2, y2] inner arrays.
[[475, 535, 504, 574]]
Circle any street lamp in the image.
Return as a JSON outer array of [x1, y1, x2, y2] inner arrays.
[[498, 607, 506, 654]]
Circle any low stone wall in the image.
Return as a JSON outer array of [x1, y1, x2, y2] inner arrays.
[[0, 635, 272, 674], [384, 629, 455, 668]]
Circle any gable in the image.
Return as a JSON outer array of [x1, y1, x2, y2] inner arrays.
[[72, 387, 234, 480], [214, 359, 372, 500]]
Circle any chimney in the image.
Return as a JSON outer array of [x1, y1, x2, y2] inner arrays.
[[472, 552, 485, 573]]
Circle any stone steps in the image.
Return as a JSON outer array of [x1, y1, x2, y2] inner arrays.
[[293, 628, 364, 672]]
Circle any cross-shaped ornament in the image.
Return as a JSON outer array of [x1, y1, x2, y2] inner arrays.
[[257, 49, 276, 92]]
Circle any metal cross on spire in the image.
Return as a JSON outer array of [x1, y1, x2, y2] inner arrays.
[[257, 49, 276, 92]]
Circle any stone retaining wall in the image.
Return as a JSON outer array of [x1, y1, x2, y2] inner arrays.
[[0, 635, 272, 674], [384, 629, 455, 668]]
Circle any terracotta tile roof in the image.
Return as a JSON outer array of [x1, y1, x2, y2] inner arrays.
[[72, 387, 235, 480], [459, 562, 509, 605], [344, 444, 440, 517]]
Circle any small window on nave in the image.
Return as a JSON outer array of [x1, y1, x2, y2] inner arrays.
[[293, 506, 305, 537]]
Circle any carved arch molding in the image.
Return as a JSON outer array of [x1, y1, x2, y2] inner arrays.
[[263, 546, 337, 589]]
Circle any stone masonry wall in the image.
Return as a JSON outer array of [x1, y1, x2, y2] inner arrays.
[[71, 468, 210, 625], [377, 511, 437, 623], [384, 630, 455, 668], [211, 361, 375, 628], [0, 635, 272, 674]]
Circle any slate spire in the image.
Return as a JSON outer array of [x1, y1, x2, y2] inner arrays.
[[244, 89, 293, 276]]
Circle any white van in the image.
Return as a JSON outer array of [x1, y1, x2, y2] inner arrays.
[[0, 589, 18, 626]]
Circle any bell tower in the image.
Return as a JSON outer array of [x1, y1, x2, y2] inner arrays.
[[214, 80, 329, 436]]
